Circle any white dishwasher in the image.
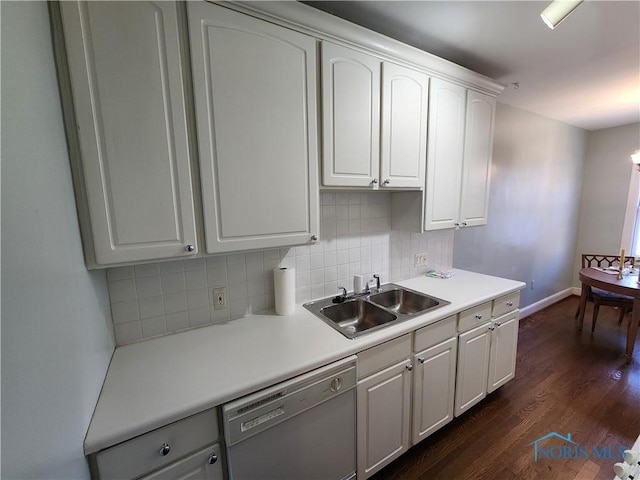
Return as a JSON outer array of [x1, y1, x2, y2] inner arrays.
[[222, 356, 357, 480]]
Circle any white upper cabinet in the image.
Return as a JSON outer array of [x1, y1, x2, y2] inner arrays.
[[59, 1, 197, 267], [56, 1, 501, 266], [188, 2, 319, 253], [460, 91, 496, 227], [424, 78, 467, 231], [380, 63, 429, 188], [424, 79, 495, 231], [321, 43, 428, 189], [322, 42, 381, 188]]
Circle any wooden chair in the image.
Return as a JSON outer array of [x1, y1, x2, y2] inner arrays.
[[577, 254, 635, 332]]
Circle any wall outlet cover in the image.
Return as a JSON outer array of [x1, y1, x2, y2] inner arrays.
[[414, 252, 428, 267], [213, 287, 227, 310]]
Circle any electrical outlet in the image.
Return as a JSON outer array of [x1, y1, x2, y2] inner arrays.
[[213, 287, 227, 310], [414, 252, 428, 267]]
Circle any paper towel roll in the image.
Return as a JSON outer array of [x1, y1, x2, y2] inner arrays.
[[274, 267, 295, 315], [354, 275, 364, 294]]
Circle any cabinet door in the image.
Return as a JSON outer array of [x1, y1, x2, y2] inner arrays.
[[424, 78, 466, 231], [380, 63, 428, 189], [140, 444, 223, 480], [60, 1, 197, 265], [322, 42, 381, 187], [488, 312, 519, 393], [412, 337, 457, 445], [459, 90, 496, 227], [357, 360, 412, 479], [189, 2, 319, 253], [455, 322, 491, 416]]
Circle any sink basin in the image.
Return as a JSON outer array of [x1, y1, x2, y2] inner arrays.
[[368, 288, 443, 315], [319, 299, 397, 338], [303, 283, 450, 339]]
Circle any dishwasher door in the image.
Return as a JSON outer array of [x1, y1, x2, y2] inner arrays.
[[223, 356, 357, 480]]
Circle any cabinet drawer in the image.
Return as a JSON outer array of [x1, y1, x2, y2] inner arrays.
[[95, 408, 219, 480], [140, 443, 223, 480], [414, 316, 456, 352], [358, 334, 412, 379], [457, 302, 492, 333], [492, 291, 520, 318]]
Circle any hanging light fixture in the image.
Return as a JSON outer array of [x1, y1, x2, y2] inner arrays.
[[540, 0, 584, 29]]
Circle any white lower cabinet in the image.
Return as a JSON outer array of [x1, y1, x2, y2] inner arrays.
[[488, 311, 519, 393], [357, 335, 412, 479], [411, 315, 457, 445], [356, 296, 519, 476], [412, 337, 458, 444], [455, 295, 520, 416], [454, 321, 492, 416], [91, 408, 223, 480], [358, 360, 412, 479], [140, 444, 223, 480]]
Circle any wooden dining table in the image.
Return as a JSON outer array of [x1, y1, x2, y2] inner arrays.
[[577, 267, 640, 362]]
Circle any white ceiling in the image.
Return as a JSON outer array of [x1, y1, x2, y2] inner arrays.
[[304, 0, 640, 131]]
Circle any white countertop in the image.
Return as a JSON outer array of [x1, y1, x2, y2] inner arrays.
[[84, 269, 525, 455]]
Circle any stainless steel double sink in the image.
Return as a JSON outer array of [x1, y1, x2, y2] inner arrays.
[[303, 284, 449, 339]]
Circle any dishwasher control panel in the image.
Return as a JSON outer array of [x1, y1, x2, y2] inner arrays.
[[223, 356, 357, 445]]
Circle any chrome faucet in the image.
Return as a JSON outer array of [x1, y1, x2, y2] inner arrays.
[[363, 274, 381, 294], [333, 286, 349, 303], [364, 279, 375, 294], [334, 275, 380, 302]]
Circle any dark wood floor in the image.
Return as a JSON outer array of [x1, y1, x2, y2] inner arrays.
[[371, 296, 640, 480]]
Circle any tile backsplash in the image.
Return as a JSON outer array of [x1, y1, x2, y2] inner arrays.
[[107, 192, 454, 345]]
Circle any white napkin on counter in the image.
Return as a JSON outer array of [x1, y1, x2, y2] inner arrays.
[[425, 270, 455, 279]]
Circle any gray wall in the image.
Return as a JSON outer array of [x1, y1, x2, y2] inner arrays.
[[573, 122, 640, 284], [1, 2, 115, 478], [454, 103, 587, 307]]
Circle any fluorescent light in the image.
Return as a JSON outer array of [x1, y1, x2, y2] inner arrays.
[[540, 0, 584, 30]]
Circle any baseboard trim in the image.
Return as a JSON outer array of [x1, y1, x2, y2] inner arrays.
[[520, 288, 577, 319]]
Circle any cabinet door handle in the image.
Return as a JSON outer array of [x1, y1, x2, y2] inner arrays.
[[494, 321, 502, 327], [461, 221, 468, 227], [371, 178, 378, 185], [406, 364, 413, 371], [418, 357, 426, 364], [185, 244, 195, 252], [208, 452, 218, 465], [383, 179, 390, 185], [159, 443, 171, 456], [475, 314, 483, 320], [488, 326, 495, 331], [506, 301, 513, 307], [311, 235, 318, 242]]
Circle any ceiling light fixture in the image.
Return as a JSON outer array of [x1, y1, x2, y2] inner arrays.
[[540, 0, 584, 29]]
